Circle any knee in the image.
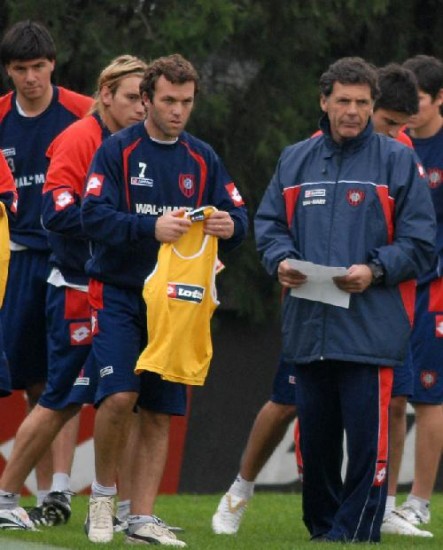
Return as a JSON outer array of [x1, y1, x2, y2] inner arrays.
[[100, 392, 138, 418]]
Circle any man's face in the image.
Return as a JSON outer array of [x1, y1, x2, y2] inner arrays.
[[407, 89, 443, 132], [372, 108, 411, 138], [6, 57, 54, 101], [144, 75, 195, 141], [320, 82, 374, 143], [101, 75, 145, 133]]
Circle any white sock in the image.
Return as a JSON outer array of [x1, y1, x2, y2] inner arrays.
[[37, 490, 49, 507], [384, 495, 396, 518], [0, 490, 19, 509], [228, 473, 255, 500], [51, 473, 71, 494], [407, 494, 430, 514], [91, 480, 117, 498], [117, 499, 130, 521]]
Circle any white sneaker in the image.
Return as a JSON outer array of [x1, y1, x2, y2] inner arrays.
[[0, 507, 35, 530], [85, 496, 114, 543], [126, 519, 186, 547], [381, 511, 433, 537], [212, 492, 248, 535], [395, 502, 431, 525]]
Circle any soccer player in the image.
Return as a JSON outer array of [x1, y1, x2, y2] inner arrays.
[[388, 54, 443, 535], [255, 57, 435, 543], [0, 19, 93, 515], [0, 54, 147, 531], [81, 53, 248, 545]]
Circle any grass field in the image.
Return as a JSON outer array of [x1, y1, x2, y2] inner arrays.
[[0, 492, 442, 549]]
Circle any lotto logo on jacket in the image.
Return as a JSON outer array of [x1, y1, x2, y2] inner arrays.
[[85, 173, 104, 197], [54, 189, 74, 211], [167, 283, 204, 304]]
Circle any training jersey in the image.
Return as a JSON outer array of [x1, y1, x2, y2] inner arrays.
[[0, 86, 92, 250], [43, 113, 111, 285], [407, 126, 443, 284], [135, 206, 219, 385], [82, 122, 248, 289]]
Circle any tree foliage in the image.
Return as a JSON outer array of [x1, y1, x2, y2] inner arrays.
[[1, 0, 443, 322]]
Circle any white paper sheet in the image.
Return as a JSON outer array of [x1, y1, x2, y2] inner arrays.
[[286, 259, 350, 309]]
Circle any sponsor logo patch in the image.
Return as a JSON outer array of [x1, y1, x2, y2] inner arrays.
[[436, 315, 443, 337], [305, 189, 326, 198], [100, 366, 114, 377], [131, 176, 154, 187], [420, 370, 437, 389], [346, 189, 365, 206], [85, 173, 104, 196], [167, 283, 205, 304], [73, 377, 90, 386], [288, 375, 296, 385], [69, 322, 92, 345], [225, 182, 245, 206], [373, 463, 387, 486], [54, 189, 74, 211], [179, 174, 195, 198]]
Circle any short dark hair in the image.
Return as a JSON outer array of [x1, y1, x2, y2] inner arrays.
[[403, 55, 443, 99], [374, 63, 418, 115], [140, 53, 199, 102], [0, 20, 56, 66], [319, 57, 379, 100]]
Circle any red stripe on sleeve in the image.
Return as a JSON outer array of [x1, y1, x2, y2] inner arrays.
[[122, 139, 141, 210], [375, 186, 395, 244], [283, 186, 301, 227]]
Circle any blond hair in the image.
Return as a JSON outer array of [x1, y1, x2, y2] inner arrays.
[[90, 54, 147, 117]]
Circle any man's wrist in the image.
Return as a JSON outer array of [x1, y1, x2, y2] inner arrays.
[[367, 260, 385, 286]]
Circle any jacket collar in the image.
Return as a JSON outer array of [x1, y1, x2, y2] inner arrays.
[[319, 113, 374, 155]]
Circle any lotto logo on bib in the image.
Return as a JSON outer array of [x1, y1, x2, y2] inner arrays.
[[167, 283, 205, 304]]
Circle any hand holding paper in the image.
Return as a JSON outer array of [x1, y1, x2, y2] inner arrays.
[[285, 259, 350, 308]]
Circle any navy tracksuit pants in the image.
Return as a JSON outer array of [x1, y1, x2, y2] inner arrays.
[[295, 360, 393, 542]]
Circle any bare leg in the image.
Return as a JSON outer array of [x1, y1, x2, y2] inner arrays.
[[240, 401, 297, 481], [93, 392, 137, 488], [51, 412, 81, 482], [0, 403, 80, 494], [130, 410, 170, 515], [410, 403, 443, 499], [387, 396, 407, 496], [25, 383, 53, 496]]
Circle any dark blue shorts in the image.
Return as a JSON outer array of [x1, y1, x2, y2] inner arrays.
[[408, 280, 443, 405], [0, 319, 11, 398], [270, 357, 297, 405], [89, 281, 186, 415], [391, 346, 414, 398], [1, 250, 49, 389], [39, 284, 96, 410]]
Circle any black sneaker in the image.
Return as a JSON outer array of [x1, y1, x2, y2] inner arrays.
[[42, 491, 72, 526], [24, 505, 48, 528]]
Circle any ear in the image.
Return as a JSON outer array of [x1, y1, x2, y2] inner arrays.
[[436, 88, 443, 107], [141, 91, 151, 106], [100, 85, 113, 107], [320, 94, 328, 113]]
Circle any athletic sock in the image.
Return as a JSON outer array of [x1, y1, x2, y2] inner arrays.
[[0, 490, 19, 509], [91, 480, 117, 498], [384, 495, 396, 518], [407, 494, 430, 514], [51, 473, 72, 502], [37, 490, 49, 507], [127, 514, 154, 534], [228, 473, 255, 500], [117, 499, 130, 521]]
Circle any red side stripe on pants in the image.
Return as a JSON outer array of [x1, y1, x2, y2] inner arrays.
[[373, 367, 393, 486]]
